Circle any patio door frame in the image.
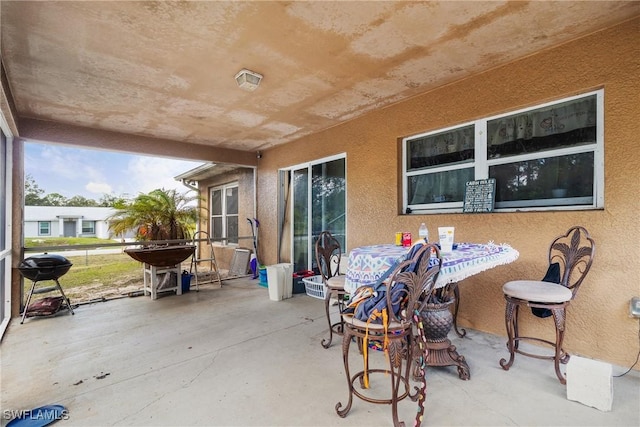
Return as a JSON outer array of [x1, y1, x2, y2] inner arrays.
[[277, 153, 346, 271], [0, 113, 13, 339]]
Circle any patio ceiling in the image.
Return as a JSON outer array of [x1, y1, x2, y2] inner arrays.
[[1, 1, 639, 156]]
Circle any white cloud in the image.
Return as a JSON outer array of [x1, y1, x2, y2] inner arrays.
[[124, 156, 202, 196], [85, 181, 113, 194], [26, 142, 202, 200], [40, 145, 86, 180]]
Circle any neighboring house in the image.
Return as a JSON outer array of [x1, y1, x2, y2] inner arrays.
[[24, 206, 122, 240]]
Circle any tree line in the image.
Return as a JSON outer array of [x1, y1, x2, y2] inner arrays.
[[25, 174, 200, 241], [25, 174, 127, 207]]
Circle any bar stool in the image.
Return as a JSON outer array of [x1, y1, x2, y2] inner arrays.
[[315, 231, 348, 348], [336, 243, 441, 427], [500, 226, 595, 384]]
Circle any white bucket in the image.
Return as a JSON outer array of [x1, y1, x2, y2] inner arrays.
[[266, 263, 293, 301]]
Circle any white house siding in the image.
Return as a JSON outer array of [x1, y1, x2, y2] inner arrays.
[[24, 206, 120, 239]]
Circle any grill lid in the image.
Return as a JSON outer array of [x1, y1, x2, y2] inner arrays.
[[19, 253, 73, 281], [20, 253, 72, 269]]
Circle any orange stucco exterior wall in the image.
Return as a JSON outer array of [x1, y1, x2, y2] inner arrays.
[[195, 168, 256, 270], [256, 18, 640, 368]]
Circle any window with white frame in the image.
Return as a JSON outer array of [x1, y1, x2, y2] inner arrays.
[[210, 183, 238, 245], [38, 221, 51, 236], [81, 220, 95, 234], [403, 90, 603, 213]]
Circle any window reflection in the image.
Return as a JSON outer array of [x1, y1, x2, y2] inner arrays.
[[488, 96, 596, 159], [407, 125, 474, 171], [490, 153, 594, 204], [409, 168, 475, 205]]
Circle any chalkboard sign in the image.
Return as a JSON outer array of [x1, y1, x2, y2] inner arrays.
[[463, 179, 496, 213]]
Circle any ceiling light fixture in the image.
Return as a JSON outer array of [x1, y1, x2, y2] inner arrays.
[[235, 69, 263, 91]]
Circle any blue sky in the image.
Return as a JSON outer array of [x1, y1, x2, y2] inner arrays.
[[25, 142, 203, 201]]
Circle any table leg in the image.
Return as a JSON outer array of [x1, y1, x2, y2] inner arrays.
[[421, 298, 470, 380], [425, 339, 470, 380], [452, 285, 467, 338]]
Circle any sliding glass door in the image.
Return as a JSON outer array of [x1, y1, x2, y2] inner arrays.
[[287, 155, 346, 272], [292, 167, 310, 271]]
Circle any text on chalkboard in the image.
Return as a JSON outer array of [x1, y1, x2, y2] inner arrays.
[[463, 179, 496, 213]]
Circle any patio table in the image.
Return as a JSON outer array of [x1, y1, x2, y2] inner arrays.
[[345, 241, 519, 379], [346, 242, 518, 291]]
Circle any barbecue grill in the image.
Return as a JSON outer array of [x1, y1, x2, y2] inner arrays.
[[18, 253, 75, 323], [19, 253, 73, 281]]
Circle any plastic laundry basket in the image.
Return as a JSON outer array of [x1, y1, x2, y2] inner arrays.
[[302, 275, 326, 300]]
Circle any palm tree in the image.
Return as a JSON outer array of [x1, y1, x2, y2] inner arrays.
[[108, 188, 199, 244]]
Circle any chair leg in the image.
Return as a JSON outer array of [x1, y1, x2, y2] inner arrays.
[[337, 327, 414, 426], [410, 316, 428, 427], [336, 291, 347, 320], [551, 308, 568, 385], [336, 290, 346, 335], [321, 290, 334, 348], [388, 337, 411, 427], [500, 300, 518, 370], [336, 327, 354, 418], [322, 289, 346, 348]]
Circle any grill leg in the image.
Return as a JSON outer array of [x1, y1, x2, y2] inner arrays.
[[20, 280, 38, 324], [54, 279, 75, 316], [21, 279, 75, 324]]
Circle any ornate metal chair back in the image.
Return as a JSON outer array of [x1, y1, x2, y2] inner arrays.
[[385, 243, 442, 324], [315, 231, 342, 282], [548, 225, 595, 298]]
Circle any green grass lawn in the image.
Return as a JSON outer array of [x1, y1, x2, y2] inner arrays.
[[24, 236, 118, 248], [21, 238, 198, 304], [21, 252, 195, 303], [23, 237, 146, 302], [58, 253, 142, 288], [21, 252, 146, 302]]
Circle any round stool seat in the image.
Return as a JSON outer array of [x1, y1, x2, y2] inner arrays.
[[343, 314, 406, 331], [503, 280, 572, 303], [327, 275, 346, 290]]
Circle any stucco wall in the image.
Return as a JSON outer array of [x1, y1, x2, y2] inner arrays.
[[196, 168, 256, 272], [256, 18, 640, 368]]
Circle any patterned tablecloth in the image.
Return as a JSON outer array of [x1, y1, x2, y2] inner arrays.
[[345, 242, 519, 293]]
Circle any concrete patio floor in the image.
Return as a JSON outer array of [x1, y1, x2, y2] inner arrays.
[[1, 277, 639, 427]]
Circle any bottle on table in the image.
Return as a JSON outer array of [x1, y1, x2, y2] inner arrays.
[[419, 222, 429, 243]]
